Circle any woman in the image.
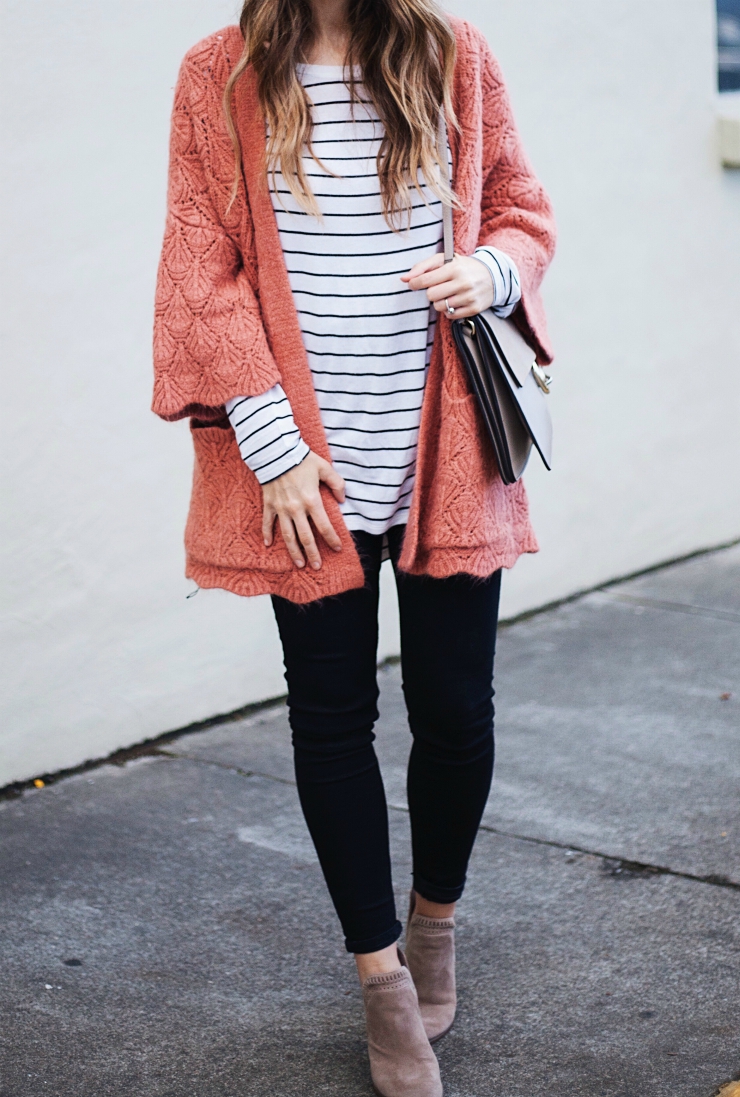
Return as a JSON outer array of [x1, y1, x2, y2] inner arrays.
[[153, 1, 554, 1093]]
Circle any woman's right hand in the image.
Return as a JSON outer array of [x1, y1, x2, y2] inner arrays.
[[262, 451, 346, 570]]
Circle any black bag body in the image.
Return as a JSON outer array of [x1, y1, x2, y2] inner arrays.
[[451, 310, 553, 485]]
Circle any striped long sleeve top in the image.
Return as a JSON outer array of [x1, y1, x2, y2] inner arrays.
[[226, 64, 521, 536]]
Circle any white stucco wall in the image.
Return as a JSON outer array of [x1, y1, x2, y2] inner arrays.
[[2, 0, 738, 786]]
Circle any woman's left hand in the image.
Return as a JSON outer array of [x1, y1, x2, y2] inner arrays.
[[401, 253, 494, 318]]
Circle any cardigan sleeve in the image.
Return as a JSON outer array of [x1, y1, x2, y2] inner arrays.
[[152, 58, 282, 422], [476, 40, 557, 364]]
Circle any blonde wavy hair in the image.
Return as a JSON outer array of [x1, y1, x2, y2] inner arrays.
[[224, 0, 459, 227]]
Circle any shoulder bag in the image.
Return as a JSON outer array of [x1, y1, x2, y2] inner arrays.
[[438, 114, 553, 485]]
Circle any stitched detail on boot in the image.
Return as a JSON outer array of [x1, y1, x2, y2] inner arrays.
[[363, 969, 410, 989], [410, 916, 455, 930]]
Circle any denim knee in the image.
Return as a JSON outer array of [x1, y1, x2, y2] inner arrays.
[[292, 722, 379, 784], [404, 684, 494, 765]]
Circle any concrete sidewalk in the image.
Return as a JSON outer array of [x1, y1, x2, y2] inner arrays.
[[1, 546, 738, 1097]]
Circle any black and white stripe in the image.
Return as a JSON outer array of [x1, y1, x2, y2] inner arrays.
[[227, 65, 521, 535], [226, 392, 310, 484]]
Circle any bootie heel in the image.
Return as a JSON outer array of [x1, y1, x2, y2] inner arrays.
[[362, 961, 443, 1097], [405, 891, 457, 1044]]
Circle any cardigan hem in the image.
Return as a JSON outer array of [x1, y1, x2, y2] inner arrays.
[[185, 556, 367, 604], [186, 533, 538, 601], [397, 535, 539, 579]]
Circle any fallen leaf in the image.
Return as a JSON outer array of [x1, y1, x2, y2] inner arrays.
[[33, 779, 45, 789], [718, 1083, 740, 1097], [720, 692, 732, 701]]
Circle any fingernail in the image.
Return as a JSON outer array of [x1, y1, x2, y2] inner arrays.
[[264, 539, 270, 547], [296, 561, 305, 568], [312, 562, 321, 570]]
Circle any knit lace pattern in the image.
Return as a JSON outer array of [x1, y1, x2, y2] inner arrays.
[[152, 18, 556, 603]]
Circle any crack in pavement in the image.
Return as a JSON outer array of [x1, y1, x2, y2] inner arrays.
[[157, 748, 298, 787], [601, 591, 740, 624], [473, 821, 740, 892], [160, 748, 740, 894]]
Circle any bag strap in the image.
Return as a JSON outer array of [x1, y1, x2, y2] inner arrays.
[[437, 110, 455, 264]]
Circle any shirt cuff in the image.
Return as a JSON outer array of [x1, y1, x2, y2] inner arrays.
[[226, 386, 310, 485], [472, 246, 522, 319]]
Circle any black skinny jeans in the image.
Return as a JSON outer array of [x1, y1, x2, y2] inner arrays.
[[271, 525, 501, 954]]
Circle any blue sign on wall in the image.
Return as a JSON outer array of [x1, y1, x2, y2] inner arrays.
[[718, 0, 740, 90]]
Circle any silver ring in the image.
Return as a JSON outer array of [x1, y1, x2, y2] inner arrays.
[[445, 299, 455, 316]]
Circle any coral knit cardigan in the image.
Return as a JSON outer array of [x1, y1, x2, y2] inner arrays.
[[152, 17, 556, 605]]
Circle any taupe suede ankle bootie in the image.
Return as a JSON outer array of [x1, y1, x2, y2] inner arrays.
[[405, 891, 457, 1043], [362, 956, 443, 1097]]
